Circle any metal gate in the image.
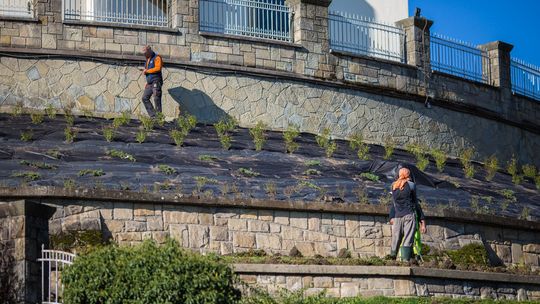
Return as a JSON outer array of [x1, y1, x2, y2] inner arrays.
[[38, 245, 76, 304]]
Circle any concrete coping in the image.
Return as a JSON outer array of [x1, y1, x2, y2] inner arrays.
[[233, 264, 540, 285], [199, 31, 303, 49], [329, 49, 415, 70], [0, 16, 39, 23], [1, 186, 539, 231], [62, 20, 181, 33]]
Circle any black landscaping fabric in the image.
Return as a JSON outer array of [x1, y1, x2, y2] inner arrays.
[[0, 113, 538, 220]]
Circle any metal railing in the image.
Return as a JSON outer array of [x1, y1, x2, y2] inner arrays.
[[430, 33, 490, 84], [199, 0, 292, 42], [63, 0, 170, 27], [329, 11, 405, 63], [39, 246, 76, 304], [511, 58, 540, 101], [0, 0, 35, 18]]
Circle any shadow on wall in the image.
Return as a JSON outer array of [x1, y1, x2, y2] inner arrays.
[[168, 87, 229, 123]]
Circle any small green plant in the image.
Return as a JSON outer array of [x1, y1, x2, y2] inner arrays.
[[20, 129, 33, 141], [46, 149, 61, 159], [155, 112, 166, 127], [136, 129, 147, 144], [406, 142, 429, 171], [303, 168, 321, 176], [520, 206, 530, 220], [30, 112, 44, 124], [522, 164, 537, 179], [507, 155, 522, 185], [498, 189, 517, 202], [64, 126, 76, 143], [139, 115, 155, 131], [237, 168, 260, 177], [298, 180, 321, 191], [113, 110, 131, 128], [102, 125, 115, 142], [198, 154, 218, 162], [470, 196, 480, 213], [19, 160, 57, 170], [215, 117, 237, 150], [78, 169, 105, 177], [12, 171, 41, 182], [337, 185, 346, 199], [283, 124, 300, 154], [249, 121, 267, 151], [265, 182, 277, 199], [349, 133, 370, 160], [158, 164, 177, 175], [535, 175, 540, 190], [176, 114, 197, 134], [305, 160, 321, 167], [169, 129, 186, 146], [354, 184, 369, 204], [107, 149, 136, 162], [359, 172, 380, 182], [12, 101, 23, 117], [383, 136, 395, 160], [460, 147, 475, 179], [446, 243, 489, 268], [45, 104, 56, 119], [431, 149, 447, 173], [63, 179, 76, 190], [82, 109, 94, 120], [378, 192, 392, 207], [484, 155, 499, 181], [315, 128, 337, 158], [193, 176, 219, 192], [64, 106, 75, 126]]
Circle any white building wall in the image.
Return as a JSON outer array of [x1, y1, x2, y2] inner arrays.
[[330, 0, 408, 24]]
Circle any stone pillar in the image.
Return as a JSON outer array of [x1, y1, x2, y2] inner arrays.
[[479, 41, 514, 95], [0, 200, 56, 304], [395, 16, 434, 70], [288, 0, 332, 78]]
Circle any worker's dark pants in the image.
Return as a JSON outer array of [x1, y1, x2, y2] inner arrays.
[[142, 79, 162, 117]]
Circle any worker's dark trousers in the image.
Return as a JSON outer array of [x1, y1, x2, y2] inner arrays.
[[142, 79, 162, 117]]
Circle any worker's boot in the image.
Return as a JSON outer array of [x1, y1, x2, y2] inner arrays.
[[400, 246, 412, 262]]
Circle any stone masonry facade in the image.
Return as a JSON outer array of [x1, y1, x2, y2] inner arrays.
[[0, 57, 539, 166], [46, 199, 540, 268]]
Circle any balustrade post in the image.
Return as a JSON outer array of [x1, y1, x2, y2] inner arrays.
[[479, 41, 514, 97]]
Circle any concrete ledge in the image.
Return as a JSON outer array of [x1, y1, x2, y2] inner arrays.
[[329, 49, 414, 70], [0, 16, 39, 22], [1, 186, 539, 231], [63, 20, 181, 33], [199, 31, 302, 49], [233, 264, 540, 285]]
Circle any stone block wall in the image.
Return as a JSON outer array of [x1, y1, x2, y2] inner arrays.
[[45, 199, 540, 268], [1, 57, 538, 166]]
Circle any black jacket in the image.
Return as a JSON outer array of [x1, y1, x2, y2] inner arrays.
[[389, 181, 425, 220]]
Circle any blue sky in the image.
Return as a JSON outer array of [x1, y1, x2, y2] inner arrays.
[[409, 0, 540, 66]]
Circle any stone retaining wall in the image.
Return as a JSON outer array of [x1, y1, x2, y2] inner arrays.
[[37, 197, 540, 268], [234, 264, 540, 300], [1, 57, 539, 165]]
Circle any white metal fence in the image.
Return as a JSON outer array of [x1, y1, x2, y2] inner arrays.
[[430, 33, 490, 84], [329, 11, 405, 63], [63, 0, 169, 27], [0, 0, 35, 18], [199, 0, 292, 42], [39, 246, 76, 304], [511, 58, 540, 101]]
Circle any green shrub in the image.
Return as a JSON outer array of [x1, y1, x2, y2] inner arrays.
[[283, 124, 300, 154], [20, 129, 33, 142], [12, 101, 23, 117], [64, 126, 76, 143], [315, 128, 337, 157], [12, 171, 41, 182], [107, 149, 136, 162], [305, 160, 321, 167], [30, 112, 44, 124], [446, 243, 489, 268], [215, 117, 237, 150], [383, 136, 395, 160], [19, 160, 57, 170], [139, 114, 155, 131], [194, 176, 219, 192], [507, 155, 522, 185], [303, 168, 322, 176], [522, 164, 537, 179], [484, 155, 499, 181], [62, 240, 240, 304], [535, 175, 540, 190], [406, 143, 429, 171], [265, 182, 277, 199], [50, 230, 105, 252], [63, 179, 76, 190], [171, 114, 197, 146], [113, 110, 131, 128], [249, 121, 267, 151], [354, 185, 369, 204], [238, 168, 260, 177], [430, 149, 447, 173], [298, 180, 321, 191], [136, 129, 147, 144], [155, 112, 166, 127], [45, 104, 57, 119], [158, 164, 177, 175], [199, 154, 218, 162], [102, 125, 115, 142], [460, 148, 475, 179], [170, 129, 187, 146], [359, 172, 379, 182], [78, 169, 105, 177], [349, 133, 370, 160], [520, 206, 530, 220]]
